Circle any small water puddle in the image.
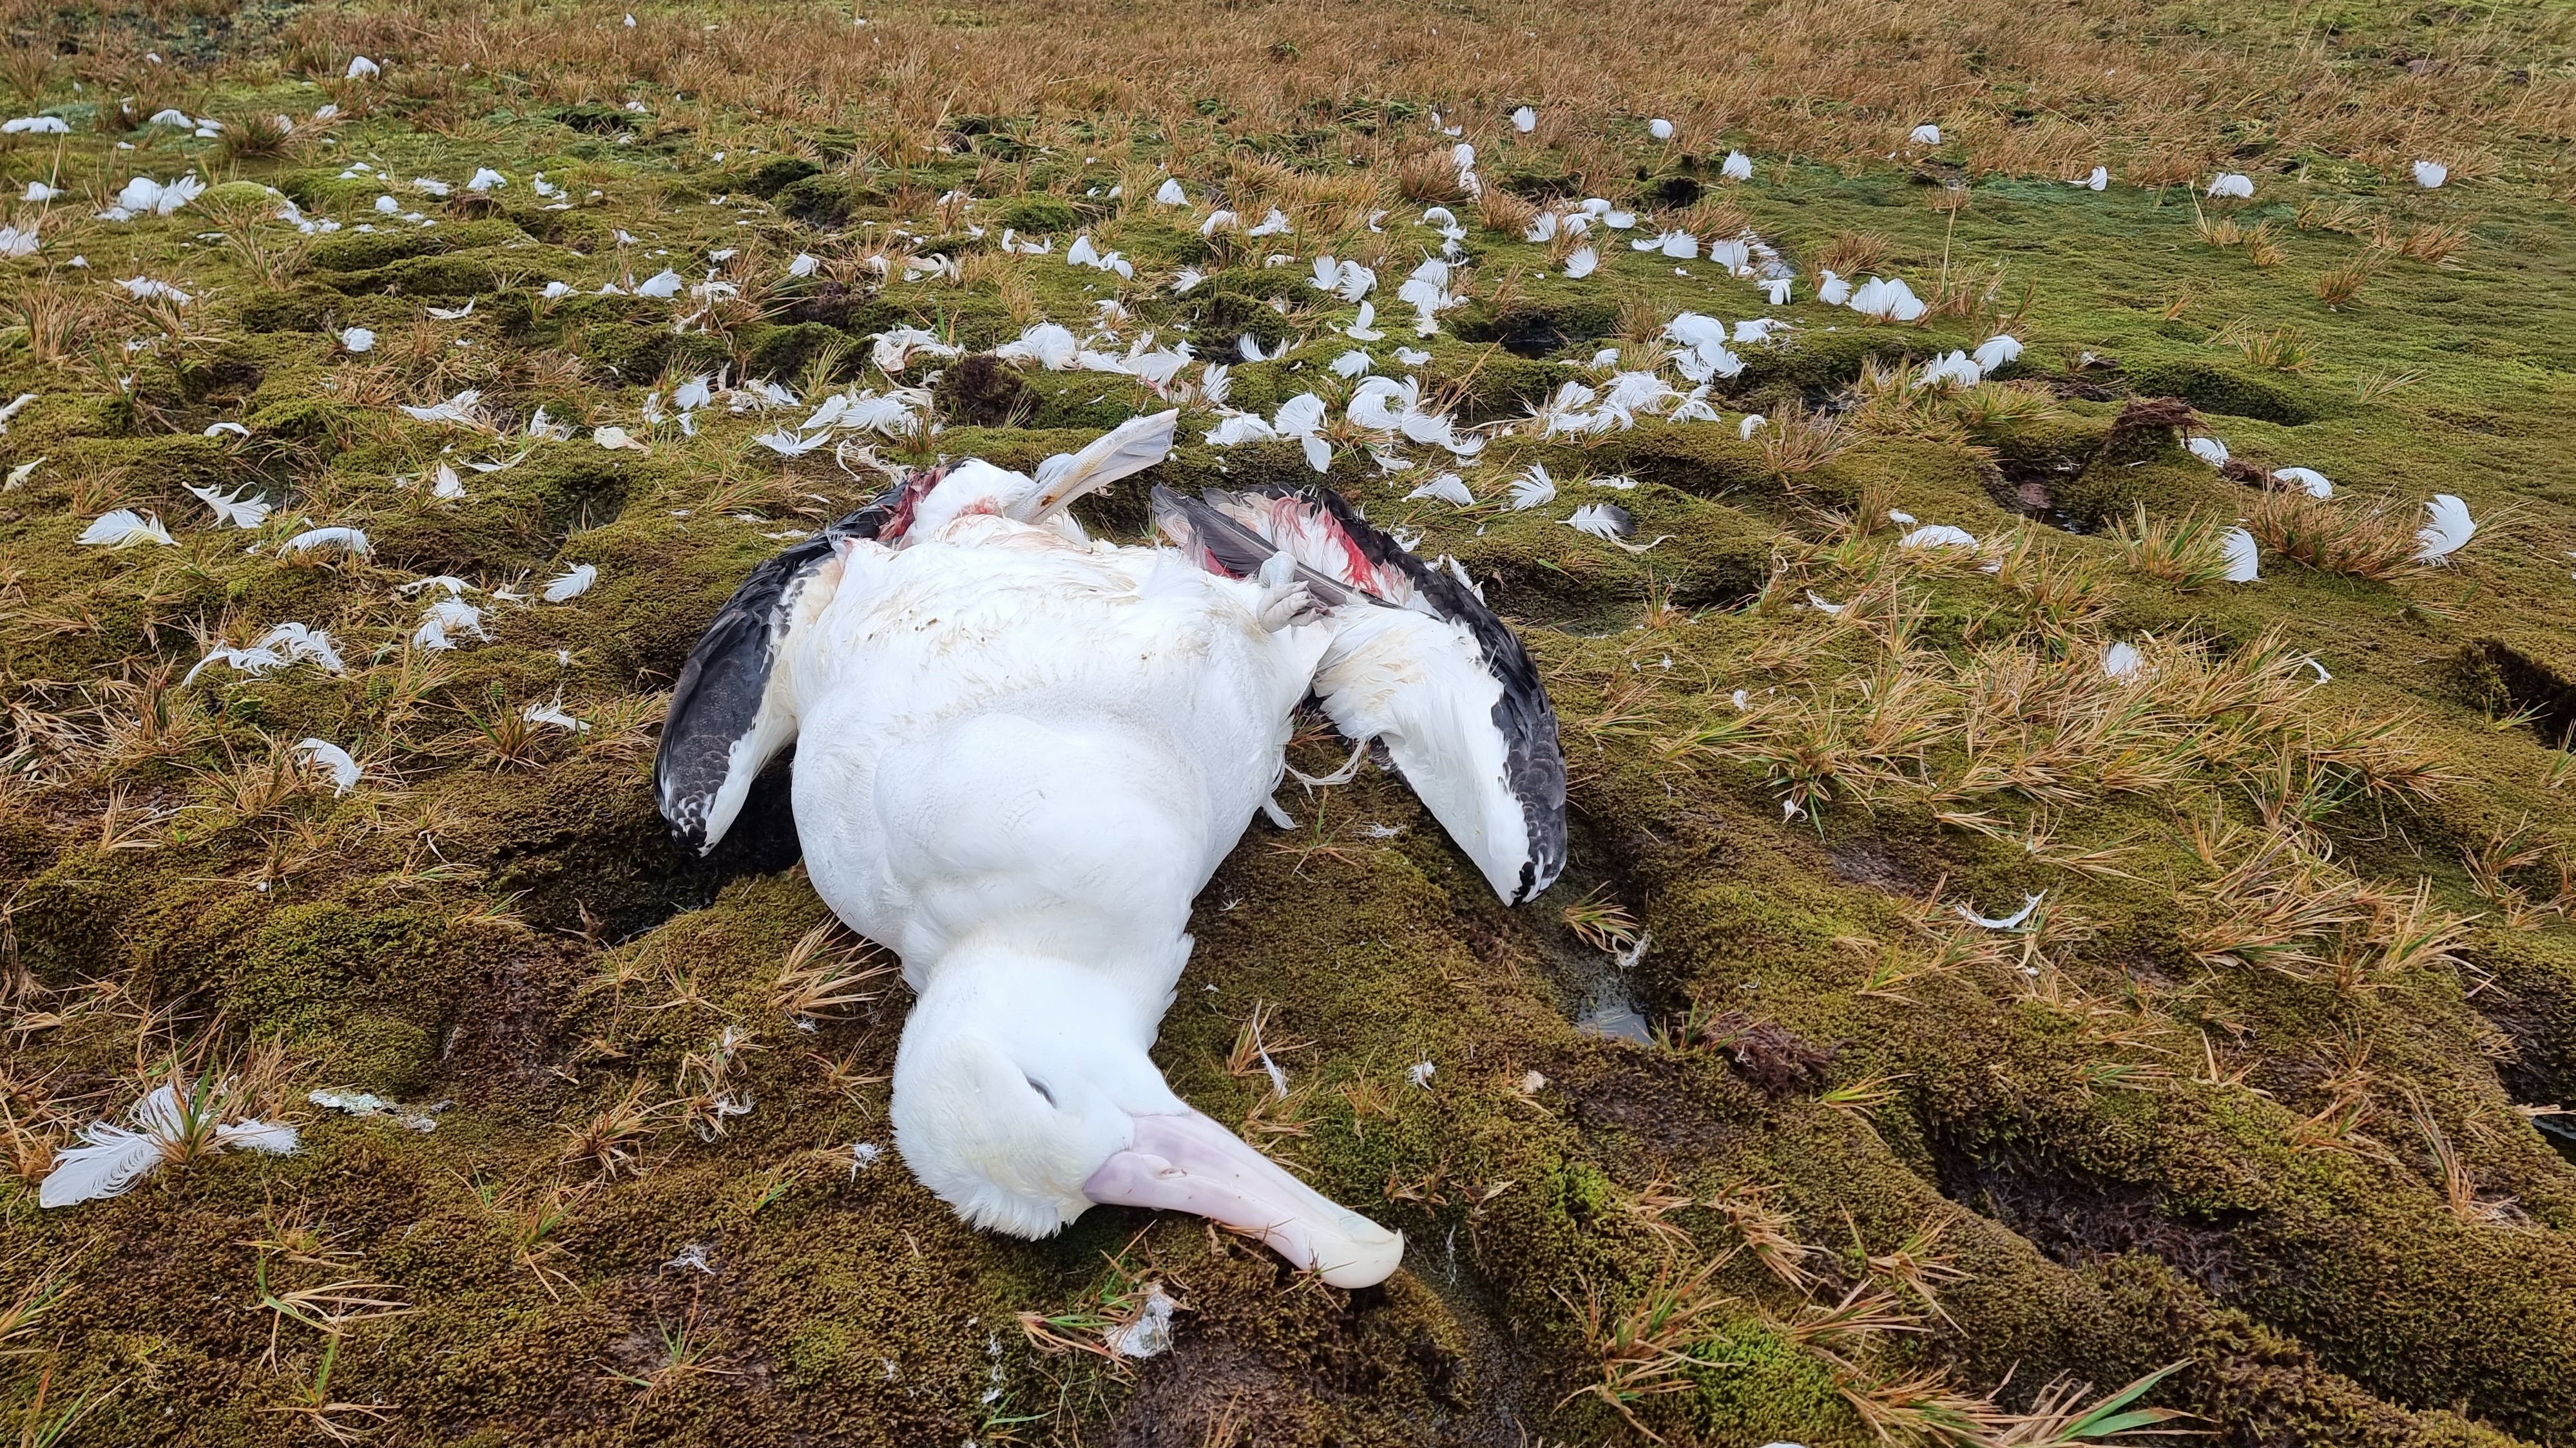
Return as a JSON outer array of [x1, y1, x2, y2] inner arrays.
[[2535, 1114, 2576, 1167], [1526, 903, 1656, 1044], [1572, 973, 1653, 1044]]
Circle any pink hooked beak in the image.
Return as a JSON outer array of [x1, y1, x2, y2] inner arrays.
[[1083, 1110, 1404, 1288]]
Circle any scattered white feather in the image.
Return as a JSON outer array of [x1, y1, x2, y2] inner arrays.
[[1106, 1284, 1178, 1358], [2185, 435, 2230, 468], [293, 738, 362, 794], [79, 509, 173, 548], [2100, 641, 2144, 680], [309, 1089, 437, 1132], [2206, 173, 2254, 200], [524, 695, 589, 732], [1509, 464, 1557, 511], [399, 389, 488, 427], [1510, 106, 1537, 133], [117, 276, 193, 303], [106, 175, 205, 219], [1407, 1061, 1436, 1088], [1898, 524, 1978, 551], [1566, 503, 1635, 540], [414, 597, 488, 651], [1847, 276, 1926, 323], [1957, 893, 2044, 930], [182, 623, 344, 685], [1972, 334, 2023, 372], [2414, 493, 2476, 563], [1720, 151, 1753, 182], [187, 483, 271, 529], [41, 1084, 298, 1209], [542, 564, 599, 602], [1405, 473, 1475, 507], [2221, 528, 2261, 582], [1918, 350, 1982, 388], [2272, 466, 2333, 499]]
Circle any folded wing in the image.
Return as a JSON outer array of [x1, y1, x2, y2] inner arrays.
[[655, 484, 910, 855], [658, 414, 1181, 857], [1153, 483, 1567, 904]]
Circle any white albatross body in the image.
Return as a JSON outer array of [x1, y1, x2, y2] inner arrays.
[[790, 515, 1320, 978], [653, 412, 1566, 1288]]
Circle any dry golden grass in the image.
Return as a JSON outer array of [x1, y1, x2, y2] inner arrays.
[[1559, 1251, 1738, 1438], [77, 0, 2532, 193], [772, 920, 896, 1026], [2242, 489, 2433, 584], [2113, 506, 2239, 591]]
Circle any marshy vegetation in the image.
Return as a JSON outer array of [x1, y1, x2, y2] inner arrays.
[[2, 0, 2575, 1442]]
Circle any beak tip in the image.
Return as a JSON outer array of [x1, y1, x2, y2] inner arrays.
[[1312, 1227, 1405, 1289]]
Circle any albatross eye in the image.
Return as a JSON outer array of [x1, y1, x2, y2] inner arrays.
[[1024, 1075, 1057, 1108]]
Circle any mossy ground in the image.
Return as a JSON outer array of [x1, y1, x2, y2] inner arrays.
[[3, 0, 2576, 1443]]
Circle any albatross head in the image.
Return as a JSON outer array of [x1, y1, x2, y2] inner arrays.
[[891, 958, 1403, 1289]]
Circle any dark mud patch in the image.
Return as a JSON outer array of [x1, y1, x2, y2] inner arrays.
[[1107, 1259, 1512, 1448], [1932, 1143, 2252, 1296], [1547, 1048, 1761, 1162], [486, 753, 806, 941], [1449, 298, 1619, 359], [2461, 638, 2576, 748], [1827, 838, 1934, 897], [1678, 1009, 1834, 1097]]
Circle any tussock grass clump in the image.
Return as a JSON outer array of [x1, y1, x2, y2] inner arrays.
[[2242, 489, 2433, 583], [2113, 506, 2238, 590]]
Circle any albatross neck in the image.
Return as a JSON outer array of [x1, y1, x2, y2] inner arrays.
[[911, 939, 1188, 1045]]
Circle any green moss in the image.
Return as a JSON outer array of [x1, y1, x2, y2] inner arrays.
[[745, 157, 822, 198], [579, 321, 675, 380], [740, 321, 852, 381], [243, 394, 365, 444], [1684, 1319, 1865, 1445], [991, 193, 1084, 232], [773, 173, 883, 227], [307, 220, 524, 274], [2124, 356, 2324, 424], [1450, 294, 1620, 357]]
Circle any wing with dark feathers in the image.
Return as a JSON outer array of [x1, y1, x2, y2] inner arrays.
[[654, 478, 917, 855], [1151, 483, 1568, 903]]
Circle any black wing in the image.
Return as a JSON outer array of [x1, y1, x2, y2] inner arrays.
[[654, 484, 907, 855], [1152, 482, 1568, 903]]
